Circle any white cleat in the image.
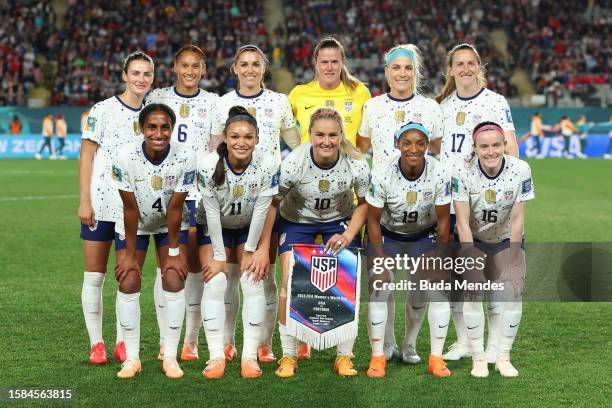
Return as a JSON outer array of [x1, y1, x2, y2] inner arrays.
[[495, 357, 519, 377], [603, 154, 612, 160], [49, 155, 57, 160], [400, 343, 421, 364], [35, 153, 42, 160], [575, 152, 588, 159], [485, 346, 499, 364], [471, 357, 489, 378], [383, 342, 399, 361], [442, 342, 471, 361]]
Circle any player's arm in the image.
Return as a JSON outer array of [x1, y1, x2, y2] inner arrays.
[[242, 195, 274, 280], [115, 189, 141, 283], [435, 203, 451, 244], [504, 130, 519, 158], [164, 191, 189, 279], [509, 201, 525, 243], [453, 200, 473, 243], [280, 127, 301, 150], [201, 195, 227, 281], [78, 139, 98, 226], [324, 196, 367, 255], [428, 138, 441, 155], [256, 198, 279, 256], [366, 203, 385, 258], [356, 134, 371, 154]]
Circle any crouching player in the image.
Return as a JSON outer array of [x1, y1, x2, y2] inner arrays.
[[113, 103, 196, 379], [365, 122, 451, 377], [453, 121, 534, 377], [196, 106, 279, 379]]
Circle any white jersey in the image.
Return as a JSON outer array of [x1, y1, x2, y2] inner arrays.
[[452, 155, 534, 243], [197, 149, 279, 229], [146, 87, 218, 154], [82, 96, 144, 222], [359, 93, 443, 169], [440, 88, 515, 167], [277, 144, 370, 224], [367, 155, 450, 235], [113, 142, 196, 235], [211, 89, 295, 163]]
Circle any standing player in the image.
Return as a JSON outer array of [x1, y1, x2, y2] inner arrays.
[[113, 103, 195, 379], [435, 43, 518, 362], [35, 113, 54, 160], [289, 36, 371, 148], [559, 116, 578, 159], [523, 113, 544, 158], [259, 108, 369, 378], [210, 45, 300, 363], [146, 44, 219, 362], [78, 51, 154, 365], [197, 106, 279, 379], [365, 122, 451, 377], [357, 44, 444, 362], [452, 121, 534, 377], [55, 113, 67, 159]]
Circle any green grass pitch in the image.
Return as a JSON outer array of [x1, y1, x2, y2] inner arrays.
[[0, 159, 609, 407]]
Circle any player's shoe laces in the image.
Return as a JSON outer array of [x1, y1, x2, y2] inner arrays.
[[334, 356, 358, 377], [471, 357, 489, 378], [258, 345, 276, 362], [241, 359, 263, 379], [89, 342, 108, 364], [383, 342, 399, 361], [297, 342, 311, 360], [442, 342, 471, 361], [114, 341, 127, 362], [180, 341, 199, 361], [485, 345, 499, 364], [275, 356, 298, 378], [495, 356, 519, 377], [224, 344, 238, 362], [157, 344, 165, 361], [163, 358, 184, 379], [203, 359, 226, 379], [117, 359, 141, 379], [428, 354, 451, 377], [401, 343, 421, 364], [366, 355, 386, 378]]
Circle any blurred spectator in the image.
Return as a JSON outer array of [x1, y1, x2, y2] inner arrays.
[[9, 115, 22, 134]]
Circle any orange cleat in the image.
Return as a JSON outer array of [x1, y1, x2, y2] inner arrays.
[[157, 344, 165, 361], [163, 358, 184, 379], [117, 359, 141, 379], [334, 356, 358, 377], [275, 356, 298, 378], [114, 341, 126, 362], [297, 342, 311, 360], [258, 345, 276, 362], [428, 354, 451, 377], [224, 344, 238, 362], [180, 342, 199, 361], [366, 355, 386, 378], [89, 342, 108, 364], [241, 359, 263, 379], [203, 359, 226, 379]]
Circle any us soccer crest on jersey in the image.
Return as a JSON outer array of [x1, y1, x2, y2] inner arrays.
[[359, 94, 443, 169], [451, 155, 534, 242], [113, 142, 196, 235]]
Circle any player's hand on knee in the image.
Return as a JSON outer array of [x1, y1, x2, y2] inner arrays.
[[164, 256, 188, 280], [203, 259, 226, 283], [243, 249, 269, 282], [115, 256, 140, 283]]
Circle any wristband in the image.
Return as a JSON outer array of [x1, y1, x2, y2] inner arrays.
[[168, 247, 180, 257]]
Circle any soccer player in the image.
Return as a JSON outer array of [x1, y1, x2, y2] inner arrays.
[[365, 122, 451, 377], [523, 113, 544, 158], [289, 36, 371, 148], [146, 44, 219, 362], [357, 44, 444, 362], [78, 51, 154, 365], [197, 106, 279, 379], [260, 107, 369, 378], [559, 116, 578, 159], [35, 113, 54, 160], [452, 121, 534, 377], [113, 103, 196, 379], [604, 116, 612, 159], [435, 43, 518, 362], [55, 113, 67, 159], [210, 45, 300, 364]]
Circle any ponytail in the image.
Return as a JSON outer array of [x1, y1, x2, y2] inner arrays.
[[213, 142, 228, 187]]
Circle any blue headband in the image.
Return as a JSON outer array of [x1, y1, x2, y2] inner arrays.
[[394, 122, 430, 141], [385, 48, 415, 65]]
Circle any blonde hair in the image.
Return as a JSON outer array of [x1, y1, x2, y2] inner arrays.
[[383, 44, 423, 95], [308, 107, 362, 160], [312, 36, 360, 91], [435, 43, 487, 103]]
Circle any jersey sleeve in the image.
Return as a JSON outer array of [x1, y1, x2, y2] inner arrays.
[[352, 158, 371, 198], [498, 95, 516, 132], [197, 153, 217, 198], [210, 99, 226, 136], [365, 167, 386, 208], [516, 162, 535, 202], [112, 147, 133, 192], [174, 150, 197, 193], [451, 167, 469, 202], [434, 165, 452, 205], [358, 100, 371, 138], [276, 149, 301, 201], [259, 154, 280, 197], [288, 87, 299, 118], [145, 89, 160, 105], [279, 94, 297, 131], [82, 102, 104, 144], [429, 101, 444, 140]]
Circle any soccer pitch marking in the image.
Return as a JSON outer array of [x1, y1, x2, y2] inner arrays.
[[0, 194, 78, 202]]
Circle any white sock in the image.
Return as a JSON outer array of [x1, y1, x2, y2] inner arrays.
[[240, 274, 265, 360], [153, 267, 165, 346], [202, 273, 227, 360], [486, 301, 502, 351], [463, 301, 484, 358], [384, 292, 397, 346], [428, 300, 451, 356], [499, 301, 522, 358], [116, 291, 140, 360], [451, 301, 468, 345], [184, 271, 204, 345], [262, 264, 277, 347], [223, 263, 240, 345], [336, 338, 356, 357], [163, 289, 185, 359], [279, 324, 296, 357], [368, 289, 389, 357], [81, 272, 105, 346], [404, 290, 427, 347], [115, 295, 123, 345]]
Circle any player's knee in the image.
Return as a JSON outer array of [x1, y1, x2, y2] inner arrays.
[[162, 269, 184, 292], [119, 271, 141, 294]]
